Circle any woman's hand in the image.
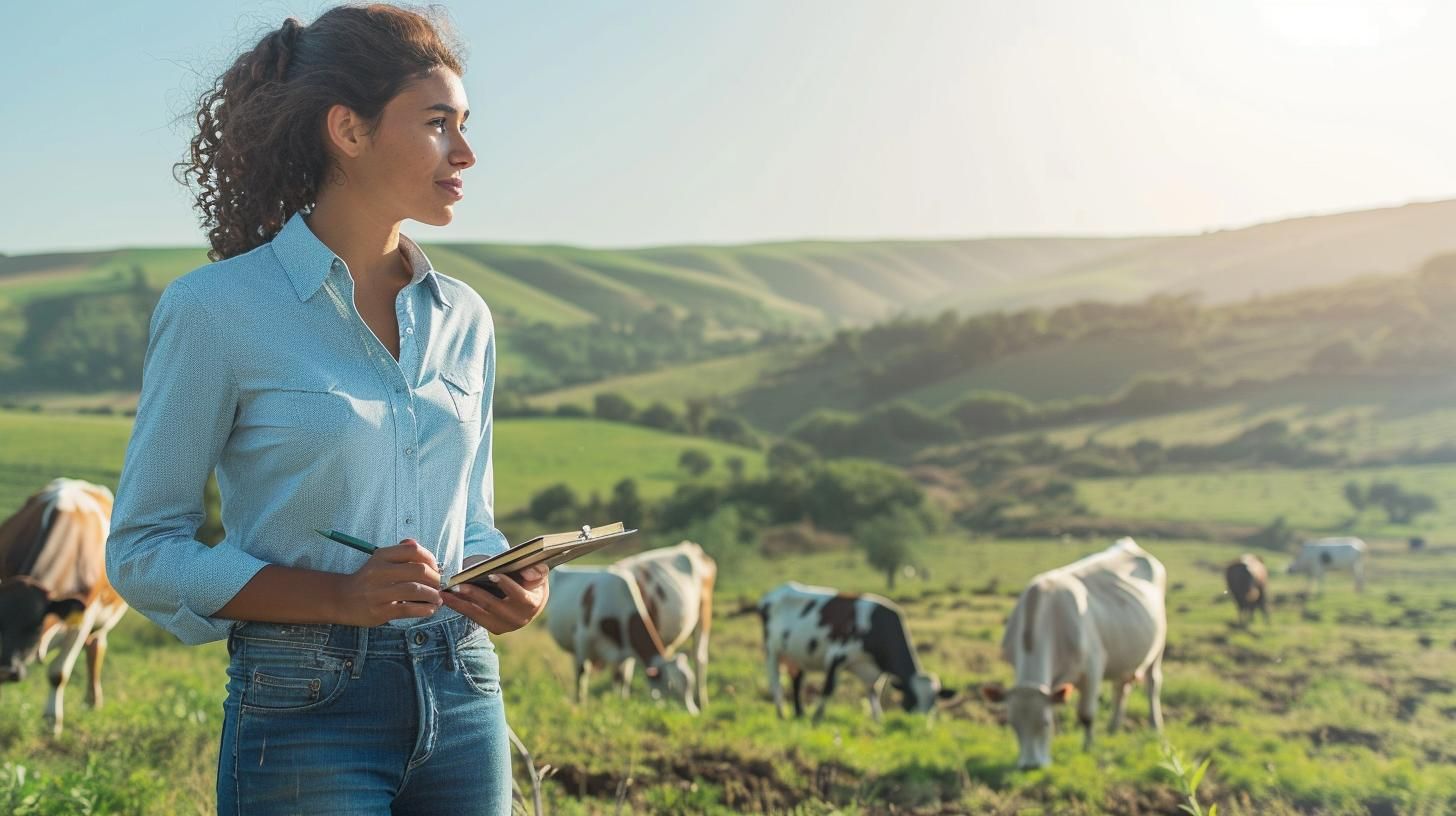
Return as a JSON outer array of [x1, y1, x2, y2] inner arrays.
[[441, 563, 550, 635], [336, 539, 443, 627]]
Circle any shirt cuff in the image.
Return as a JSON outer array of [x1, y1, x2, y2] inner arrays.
[[164, 546, 271, 645]]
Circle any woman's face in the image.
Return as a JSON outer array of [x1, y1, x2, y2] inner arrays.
[[347, 68, 476, 227]]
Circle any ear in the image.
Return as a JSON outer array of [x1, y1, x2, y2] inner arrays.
[[980, 683, 1006, 703], [47, 597, 87, 624], [937, 686, 958, 700], [1049, 683, 1076, 705], [324, 103, 370, 159]]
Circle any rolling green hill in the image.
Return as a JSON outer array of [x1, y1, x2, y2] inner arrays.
[[0, 411, 763, 520]]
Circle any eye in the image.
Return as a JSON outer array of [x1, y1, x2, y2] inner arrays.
[[429, 118, 467, 134]]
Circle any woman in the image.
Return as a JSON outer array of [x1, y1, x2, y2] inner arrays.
[[106, 5, 544, 813]]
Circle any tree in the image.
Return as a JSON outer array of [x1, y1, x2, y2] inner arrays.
[[705, 415, 759, 449], [678, 449, 713, 477], [529, 483, 578, 523], [684, 398, 710, 435], [855, 507, 927, 590], [1343, 481, 1367, 514], [593, 392, 635, 422], [767, 439, 817, 473], [725, 456, 745, 482], [607, 478, 646, 530], [639, 402, 685, 432]]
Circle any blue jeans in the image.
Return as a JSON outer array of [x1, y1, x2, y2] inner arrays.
[[217, 611, 511, 815]]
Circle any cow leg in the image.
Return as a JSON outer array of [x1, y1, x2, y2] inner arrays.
[[46, 608, 98, 736], [1108, 680, 1131, 733], [866, 673, 886, 723], [693, 587, 713, 711], [1079, 673, 1101, 750], [574, 659, 590, 704], [789, 667, 805, 718], [1259, 596, 1271, 625], [767, 650, 786, 719], [615, 659, 635, 699], [812, 656, 845, 724], [1146, 652, 1165, 733], [84, 603, 126, 709], [1353, 559, 1366, 593]]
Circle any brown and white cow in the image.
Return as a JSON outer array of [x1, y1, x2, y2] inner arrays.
[[758, 582, 953, 723], [1225, 553, 1270, 626], [612, 541, 716, 710], [0, 478, 128, 736], [544, 564, 699, 713], [981, 537, 1167, 769]]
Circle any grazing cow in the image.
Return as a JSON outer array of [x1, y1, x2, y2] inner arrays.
[[981, 537, 1167, 769], [1287, 537, 1367, 593], [1225, 554, 1270, 626], [0, 479, 128, 736], [1408, 537, 1426, 552], [758, 582, 954, 723], [612, 541, 716, 710], [544, 565, 699, 713]]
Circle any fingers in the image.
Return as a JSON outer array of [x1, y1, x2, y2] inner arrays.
[[516, 565, 549, 588], [445, 582, 539, 633], [387, 599, 443, 620], [375, 540, 439, 568], [375, 561, 442, 589]]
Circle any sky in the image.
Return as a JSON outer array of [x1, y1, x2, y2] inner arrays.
[[1, 0, 1452, 254]]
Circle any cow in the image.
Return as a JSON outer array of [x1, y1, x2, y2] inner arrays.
[[1225, 554, 1270, 626], [0, 478, 128, 736], [611, 541, 716, 710], [981, 537, 1167, 770], [758, 582, 954, 724], [1287, 537, 1367, 593], [544, 565, 699, 713]]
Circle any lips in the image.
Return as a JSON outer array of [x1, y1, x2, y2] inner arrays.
[[436, 178, 463, 199]]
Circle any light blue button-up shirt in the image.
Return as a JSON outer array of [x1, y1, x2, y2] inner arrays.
[[107, 212, 509, 645]]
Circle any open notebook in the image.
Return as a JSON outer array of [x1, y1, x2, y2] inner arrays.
[[445, 522, 638, 592]]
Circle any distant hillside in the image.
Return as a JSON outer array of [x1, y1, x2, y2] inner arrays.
[[12, 199, 1453, 332]]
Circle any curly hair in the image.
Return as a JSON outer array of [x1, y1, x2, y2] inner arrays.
[[175, 4, 465, 261]]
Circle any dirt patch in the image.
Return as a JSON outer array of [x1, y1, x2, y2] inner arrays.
[[1308, 725, 1384, 751], [1345, 642, 1392, 667], [1412, 676, 1455, 695]]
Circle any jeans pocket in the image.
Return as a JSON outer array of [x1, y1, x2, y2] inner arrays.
[[457, 634, 501, 697], [237, 638, 351, 713]]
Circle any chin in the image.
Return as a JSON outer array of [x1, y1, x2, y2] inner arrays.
[[415, 207, 454, 227]]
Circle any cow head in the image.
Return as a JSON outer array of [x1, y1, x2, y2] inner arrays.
[[643, 653, 699, 715], [891, 672, 957, 714], [980, 682, 1075, 769], [0, 578, 84, 683]]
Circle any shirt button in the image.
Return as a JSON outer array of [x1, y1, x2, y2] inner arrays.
[[395, 387, 403, 394], [413, 632, 428, 645], [405, 517, 413, 525], [405, 327, 414, 335], [404, 446, 414, 456]]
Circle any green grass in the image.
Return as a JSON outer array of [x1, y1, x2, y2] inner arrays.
[[4, 536, 1453, 814], [1076, 464, 1456, 542], [0, 411, 762, 520], [528, 349, 788, 411]]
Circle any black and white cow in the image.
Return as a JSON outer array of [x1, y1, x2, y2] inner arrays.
[[758, 582, 953, 723]]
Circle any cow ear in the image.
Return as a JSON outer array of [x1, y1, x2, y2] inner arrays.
[[980, 683, 1006, 703], [937, 686, 958, 700], [1049, 683, 1076, 705], [47, 596, 87, 624]]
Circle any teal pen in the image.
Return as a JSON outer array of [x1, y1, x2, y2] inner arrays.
[[314, 528, 377, 555]]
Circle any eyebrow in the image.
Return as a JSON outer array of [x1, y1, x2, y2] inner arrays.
[[425, 103, 470, 120]]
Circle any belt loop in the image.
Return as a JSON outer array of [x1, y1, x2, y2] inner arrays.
[[444, 615, 461, 672], [350, 624, 368, 678]]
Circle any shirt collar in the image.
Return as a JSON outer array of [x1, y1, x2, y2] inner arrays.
[[271, 211, 452, 309]]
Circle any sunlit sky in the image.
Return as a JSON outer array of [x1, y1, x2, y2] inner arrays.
[[1, 0, 1451, 254]]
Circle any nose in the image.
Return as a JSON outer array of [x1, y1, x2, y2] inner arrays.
[[0, 664, 23, 683], [451, 135, 475, 171]]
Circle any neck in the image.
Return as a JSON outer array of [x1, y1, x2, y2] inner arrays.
[[306, 190, 411, 289]]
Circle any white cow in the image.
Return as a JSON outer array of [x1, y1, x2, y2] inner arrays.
[[1287, 537, 1367, 593], [544, 564, 699, 713], [612, 541, 716, 710], [981, 537, 1167, 769], [759, 582, 953, 723]]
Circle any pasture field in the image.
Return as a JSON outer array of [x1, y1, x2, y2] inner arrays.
[[1077, 465, 1456, 544], [528, 349, 789, 411], [0, 411, 764, 520], [1, 536, 1453, 814]]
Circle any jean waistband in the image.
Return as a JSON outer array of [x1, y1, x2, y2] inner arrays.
[[228, 611, 483, 660]]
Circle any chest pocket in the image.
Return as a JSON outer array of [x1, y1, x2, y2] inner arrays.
[[245, 388, 359, 437], [440, 370, 482, 424]]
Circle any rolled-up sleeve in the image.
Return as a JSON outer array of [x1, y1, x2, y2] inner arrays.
[[106, 280, 270, 645], [462, 334, 510, 561]]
